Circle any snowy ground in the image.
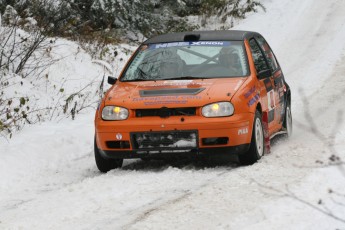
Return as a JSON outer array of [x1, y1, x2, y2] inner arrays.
[[1, 0, 345, 229]]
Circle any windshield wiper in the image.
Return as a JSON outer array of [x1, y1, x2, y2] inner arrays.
[[162, 76, 210, 80], [122, 78, 153, 82], [123, 75, 210, 82]]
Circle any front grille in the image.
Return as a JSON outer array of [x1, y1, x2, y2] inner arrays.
[[131, 130, 198, 150], [136, 107, 196, 118]]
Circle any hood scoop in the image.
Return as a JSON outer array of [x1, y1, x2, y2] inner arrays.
[[140, 88, 205, 97]]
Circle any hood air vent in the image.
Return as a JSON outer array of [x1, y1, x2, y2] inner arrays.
[[140, 88, 205, 97]]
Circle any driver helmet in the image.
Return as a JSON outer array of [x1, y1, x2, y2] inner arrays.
[[218, 47, 239, 67]]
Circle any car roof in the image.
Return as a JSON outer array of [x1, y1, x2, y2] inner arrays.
[[143, 30, 261, 44]]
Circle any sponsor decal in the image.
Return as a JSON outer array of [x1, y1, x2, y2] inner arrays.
[[267, 90, 275, 111], [278, 81, 285, 103], [133, 95, 201, 102], [116, 133, 122, 140], [279, 88, 284, 98], [277, 106, 284, 124], [247, 93, 260, 107], [267, 89, 276, 123], [191, 41, 229, 46], [244, 86, 256, 98], [150, 41, 231, 49], [132, 95, 202, 106], [264, 78, 273, 91], [276, 105, 283, 122], [133, 96, 178, 102], [153, 42, 189, 49], [180, 95, 202, 100], [238, 128, 248, 135], [144, 100, 187, 106], [165, 80, 192, 84]]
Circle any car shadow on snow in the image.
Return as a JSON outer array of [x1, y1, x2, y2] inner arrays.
[[118, 134, 289, 172], [121, 154, 239, 172]]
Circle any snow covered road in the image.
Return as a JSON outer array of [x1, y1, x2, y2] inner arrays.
[[1, 0, 345, 229]]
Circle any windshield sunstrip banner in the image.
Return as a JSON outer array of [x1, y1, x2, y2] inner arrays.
[[150, 41, 231, 49]]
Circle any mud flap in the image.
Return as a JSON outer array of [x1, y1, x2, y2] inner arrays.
[[262, 111, 271, 154]]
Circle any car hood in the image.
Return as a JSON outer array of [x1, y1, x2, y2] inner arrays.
[[105, 78, 246, 108]]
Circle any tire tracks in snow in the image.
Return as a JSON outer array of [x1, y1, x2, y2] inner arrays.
[[118, 168, 234, 229]]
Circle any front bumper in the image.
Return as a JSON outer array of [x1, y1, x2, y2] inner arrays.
[[95, 113, 254, 159]]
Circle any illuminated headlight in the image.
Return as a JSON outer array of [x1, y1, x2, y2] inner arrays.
[[202, 102, 234, 117], [102, 106, 129, 120]]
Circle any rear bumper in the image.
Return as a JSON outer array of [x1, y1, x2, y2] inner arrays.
[[98, 144, 250, 160]]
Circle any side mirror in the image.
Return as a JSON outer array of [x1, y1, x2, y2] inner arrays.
[[257, 69, 272, 79], [107, 76, 117, 85]]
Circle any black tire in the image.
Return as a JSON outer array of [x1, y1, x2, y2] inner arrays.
[[283, 101, 292, 138], [239, 111, 265, 165], [94, 138, 123, 173]]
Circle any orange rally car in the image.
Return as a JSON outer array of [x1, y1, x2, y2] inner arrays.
[[94, 30, 292, 172]]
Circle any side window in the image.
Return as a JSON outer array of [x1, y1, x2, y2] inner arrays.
[[256, 36, 279, 72], [249, 38, 269, 73]]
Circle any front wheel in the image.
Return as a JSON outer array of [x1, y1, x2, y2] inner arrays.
[[94, 138, 123, 173], [239, 111, 265, 165]]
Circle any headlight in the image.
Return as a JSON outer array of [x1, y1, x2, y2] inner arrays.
[[102, 106, 129, 120], [202, 102, 234, 117]]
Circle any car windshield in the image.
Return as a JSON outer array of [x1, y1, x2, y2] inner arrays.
[[121, 41, 249, 82]]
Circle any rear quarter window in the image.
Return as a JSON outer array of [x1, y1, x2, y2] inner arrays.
[[249, 39, 269, 73], [256, 36, 279, 72]]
